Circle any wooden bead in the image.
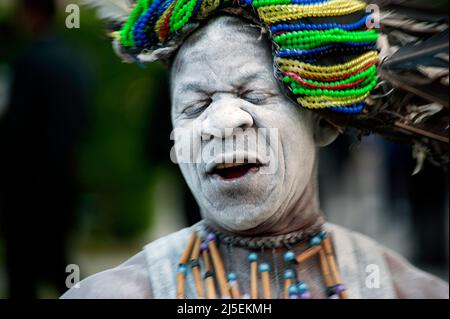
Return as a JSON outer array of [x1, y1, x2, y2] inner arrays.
[[176, 272, 185, 299], [205, 276, 217, 299], [190, 237, 204, 298], [179, 231, 197, 264], [295, 245, 321, 264], [229, 282, 241, 299], [250, 261, 258, 299], [261, 271, 272, 299], [208, 240, 231, 298], [322, 237, 348, 299], [319, 247, 334, 287], [202, 249, 217, 299], [191, 267, 204, 299]]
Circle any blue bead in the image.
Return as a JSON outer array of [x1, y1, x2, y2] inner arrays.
[[297, 282, 309, 293], [258, 263, 270, 273], [318, 230, 328, 239], [177, 264, 187, 274], [288, 284, 298, 295], [309, 236, 322, 246], [248, 252, 258, 263], [284, 269, 296, 279], [227, 272, 237, 282], [283, 250, 296, 262]]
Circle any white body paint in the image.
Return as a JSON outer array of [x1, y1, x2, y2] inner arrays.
[[170, 16, 330, 233]]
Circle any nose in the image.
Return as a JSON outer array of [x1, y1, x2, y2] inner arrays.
[[201, 96, 254, 140]]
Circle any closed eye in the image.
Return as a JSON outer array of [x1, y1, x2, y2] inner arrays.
[[182, 98, 212, 117], [239, 91, 272, 105]]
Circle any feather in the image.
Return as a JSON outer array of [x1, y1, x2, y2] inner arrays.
[[382, 29, 449, 70], [80, 0, 135, 22], [355, 1, 450, 168]]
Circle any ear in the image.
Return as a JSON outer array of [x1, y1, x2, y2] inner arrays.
[[313, 116, 340, 147]]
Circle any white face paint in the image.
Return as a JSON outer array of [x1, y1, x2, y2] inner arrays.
[[170, 16, 320, 232]]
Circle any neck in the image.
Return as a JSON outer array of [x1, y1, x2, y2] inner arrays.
[[208, 162, 324, 238]]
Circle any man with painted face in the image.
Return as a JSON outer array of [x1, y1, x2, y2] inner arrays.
[[62, 0, 449, 299]]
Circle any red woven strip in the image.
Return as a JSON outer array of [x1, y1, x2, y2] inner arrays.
[[159, 7, 174, 41]]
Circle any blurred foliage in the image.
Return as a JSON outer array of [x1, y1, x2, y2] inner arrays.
[[0, 3, 168, 240]]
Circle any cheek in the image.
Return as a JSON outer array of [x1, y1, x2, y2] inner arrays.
[[277, 105, 316, 170]]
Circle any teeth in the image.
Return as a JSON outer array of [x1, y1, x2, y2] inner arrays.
[[215, 163, 247, 169]]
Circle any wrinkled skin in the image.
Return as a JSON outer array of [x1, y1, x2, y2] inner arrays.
[[61, 16, 449, 299]]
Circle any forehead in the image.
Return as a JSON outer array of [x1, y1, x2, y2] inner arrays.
[[171, 17, 273, 91]]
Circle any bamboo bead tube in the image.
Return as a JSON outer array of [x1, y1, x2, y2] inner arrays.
[[190, 237, 204, 298], [248, 252, 258, 299], [226, 272, 241, 299], [229, 283, 241, 299], [207, 233, 231, 298], [176, 231, 197, 298], [259, 263, 272, 299], [191, 236, 202, 260], [176, 270, 186, 299], [322, 237, 348, 299], [295, 245, 321, 264], [319, 247, 334, 287], [202, 247, 217, 299], [179, 231, 197, 264]]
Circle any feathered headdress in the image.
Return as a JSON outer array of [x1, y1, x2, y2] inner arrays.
[[81, 0, 449, 170]]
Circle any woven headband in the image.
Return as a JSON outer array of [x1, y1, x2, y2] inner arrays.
[[112, 0, 379, 116]]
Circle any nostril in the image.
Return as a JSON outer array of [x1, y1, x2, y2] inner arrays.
[[238, 123, 251, 130]]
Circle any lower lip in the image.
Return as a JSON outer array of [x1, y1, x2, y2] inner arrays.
[[211, 165, 261, 182]]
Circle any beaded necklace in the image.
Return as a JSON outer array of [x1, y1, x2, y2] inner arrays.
[[116, 0, 380, 116], [176, 221, 348, 299]]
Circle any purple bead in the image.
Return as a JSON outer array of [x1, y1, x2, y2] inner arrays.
[[206, 232, 216, 242], [335, 284, 346, 293], [300, 291, 311, 299], [200, 242, 208, 251], [289, 294, 299, 299]]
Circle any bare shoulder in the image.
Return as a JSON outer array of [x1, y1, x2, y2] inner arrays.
[[383, 248, 449, 299], [60, 251, 152, 299]]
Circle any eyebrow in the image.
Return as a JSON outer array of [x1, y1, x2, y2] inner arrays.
[[176, 82, 206, 95], [236, 72, 268, 88], [175, 71, 269, 95]]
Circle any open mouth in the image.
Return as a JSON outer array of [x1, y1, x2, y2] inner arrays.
[[210, 160, 262, 180]]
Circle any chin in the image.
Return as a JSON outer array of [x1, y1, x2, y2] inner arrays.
[[200, 187, 283, 232]]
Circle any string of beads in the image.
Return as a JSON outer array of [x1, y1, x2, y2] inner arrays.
[[176, 226, 349, 299]]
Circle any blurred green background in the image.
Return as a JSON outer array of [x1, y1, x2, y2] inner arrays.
[[0, 0, 191, 298], [2, 0, 161, 238]]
